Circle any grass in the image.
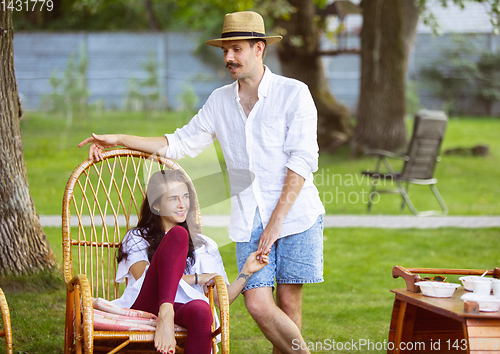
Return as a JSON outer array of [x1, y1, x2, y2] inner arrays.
[[20, 111, 500, 216], [1, 227, 499, 353], [315, 117, 500, 216], [2, 111, 498, 353]]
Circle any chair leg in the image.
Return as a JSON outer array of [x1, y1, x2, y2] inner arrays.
[[366, 157, 383, 213], [430, 185, 449, 215], [367, 180, 378, 213], [0, 288, 13, 354], [395, 180, 421, 216], [400, 182, 409, 212], [396, 181, 448, 216]]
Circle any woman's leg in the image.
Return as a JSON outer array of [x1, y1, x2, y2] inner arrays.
[[132, 225, 189, 314], [174, 300, 213, 354], [131, 226, 189, 353]]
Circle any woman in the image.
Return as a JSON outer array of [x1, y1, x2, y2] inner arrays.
[[113, 169, 268, 354]]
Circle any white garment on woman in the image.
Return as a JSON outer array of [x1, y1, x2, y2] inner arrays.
[[112, 228, 229, 309]]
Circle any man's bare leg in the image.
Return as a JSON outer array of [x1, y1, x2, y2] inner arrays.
[[273, 284, 304, 354], [244, 287, 309, 354]]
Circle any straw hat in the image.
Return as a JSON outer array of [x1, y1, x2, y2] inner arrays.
[[205, 11, 282, 47]]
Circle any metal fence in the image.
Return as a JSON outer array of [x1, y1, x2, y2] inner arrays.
[[13, 31, 500, 115]]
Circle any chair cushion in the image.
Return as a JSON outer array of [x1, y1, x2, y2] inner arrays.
[[92, 298, 187, 332], [93, 297, 158, 319], [93, 311, 157, 331]]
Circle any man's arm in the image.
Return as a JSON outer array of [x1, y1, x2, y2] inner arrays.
[[78, 133, 169, 161], [257, 169, 305, 257]]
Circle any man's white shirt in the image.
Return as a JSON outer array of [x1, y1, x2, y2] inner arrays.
[[166, 66, 325, 242]]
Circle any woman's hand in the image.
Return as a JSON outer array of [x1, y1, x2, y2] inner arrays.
[[244, 250, 269, 274], [182, 272, 218, 286], [197, 273, 218, 285]]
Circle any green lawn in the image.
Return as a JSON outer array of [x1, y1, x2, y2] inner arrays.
[[1, 111, 497, 353], [1, 227, 499, 353], [21, 112, 500, 216], [315, 117, 500, 216]]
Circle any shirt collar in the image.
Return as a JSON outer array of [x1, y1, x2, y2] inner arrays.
[[233, 65, 273, 100], [258, 65, 272, 98]]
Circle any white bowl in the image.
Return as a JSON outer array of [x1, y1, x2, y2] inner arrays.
[[472, 280, 492, 295], [493, 279, 500, 297], [459, 276, 495, 291], [415, 281, 461, 298], [461, 293, 500, 312]]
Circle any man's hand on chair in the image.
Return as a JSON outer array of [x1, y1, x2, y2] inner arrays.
[[78, 133, 121, 161]]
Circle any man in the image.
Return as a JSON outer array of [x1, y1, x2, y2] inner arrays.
[[79, 11, 325, 354]]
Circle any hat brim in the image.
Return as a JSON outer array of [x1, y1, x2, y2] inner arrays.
[[205, 35, 282, 47]]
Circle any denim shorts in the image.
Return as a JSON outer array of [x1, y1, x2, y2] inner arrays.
[[236, 210, 324, 292]]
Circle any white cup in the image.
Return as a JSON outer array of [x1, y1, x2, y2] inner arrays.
[[472, 280, 492, 296], [492, 279, 500, 297]]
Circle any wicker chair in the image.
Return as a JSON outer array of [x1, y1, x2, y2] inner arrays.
[[62, 149, 229, 354], [0, 287, 13, 354]]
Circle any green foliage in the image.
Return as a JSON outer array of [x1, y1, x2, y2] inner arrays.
[[41, 41, 90, 123], [125, 52, 167, 111], [178, 83, 199, 112], [419, 36, 481, 115], [419, 35, 500, 116], [405, 79, 420, 115], [12, 0, 296, 36], [418, 0, 500, 35], [13, 0, 178, 31], [20, 111, 500, 216], [476, 51, 500, 114]]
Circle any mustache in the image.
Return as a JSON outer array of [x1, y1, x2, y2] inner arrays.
[[226, 61, 241, 68]]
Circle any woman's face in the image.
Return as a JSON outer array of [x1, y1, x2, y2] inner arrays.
[[155, 181, 190, 229]]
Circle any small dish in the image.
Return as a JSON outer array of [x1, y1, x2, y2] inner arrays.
[[472, 280, 492, 295], [459, 276, 494, 291], [415, 281, 461, 298], [461, 293, 500, 312], [493, 279, 500, 297]]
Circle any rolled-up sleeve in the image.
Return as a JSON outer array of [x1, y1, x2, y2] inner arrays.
[[283, 85, 319, 180], [165, 97, 217, 160]]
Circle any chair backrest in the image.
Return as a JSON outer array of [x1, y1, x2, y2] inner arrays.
[[62, 149, 202, 301], [401, 110, 448, 180]]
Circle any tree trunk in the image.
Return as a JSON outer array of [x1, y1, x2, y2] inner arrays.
[[274, 0, 352, 152], [144, 0, 161, 31], [0, 9, 57, 275], [353, 0, 407, 152]]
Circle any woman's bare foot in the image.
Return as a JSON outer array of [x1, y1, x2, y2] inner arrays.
[[155, 303, 176, 353]]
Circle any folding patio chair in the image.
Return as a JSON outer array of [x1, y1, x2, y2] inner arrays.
[[362, 110, 448, 216], [0, 287, 13, 354], [62, 149, 229, 354]]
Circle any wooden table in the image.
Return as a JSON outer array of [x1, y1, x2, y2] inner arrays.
[[388, 287, 500, 353]]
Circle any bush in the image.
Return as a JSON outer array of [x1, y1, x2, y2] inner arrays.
[[419, 35, 500, 116]]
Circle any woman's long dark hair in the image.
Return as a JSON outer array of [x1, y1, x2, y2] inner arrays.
[[117, 169, 204, 273]]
